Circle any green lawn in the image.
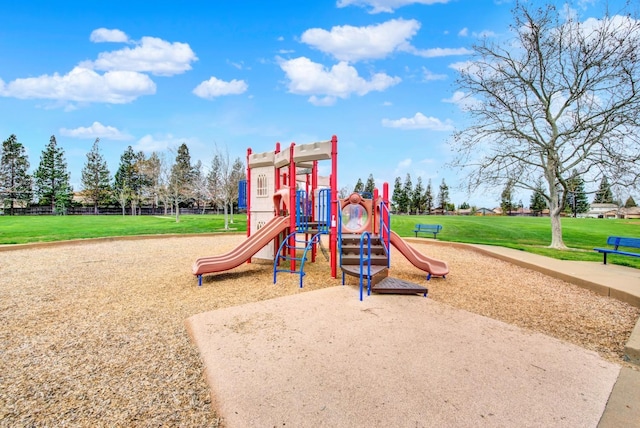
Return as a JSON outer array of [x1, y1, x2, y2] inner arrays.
[[392, 214, 640, 267], [1, 213, 639, 268], [0, 214, 246, 244]]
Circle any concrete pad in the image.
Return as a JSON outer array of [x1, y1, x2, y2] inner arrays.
[[186, 286, 620, 427]]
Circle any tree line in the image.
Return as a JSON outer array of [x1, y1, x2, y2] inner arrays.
[[346, 173, 452, 214], [0, 134, 246, 224], [348, 169, 637, 217]]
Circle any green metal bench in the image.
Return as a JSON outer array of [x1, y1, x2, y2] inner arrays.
[[412, 224, 442, 239]]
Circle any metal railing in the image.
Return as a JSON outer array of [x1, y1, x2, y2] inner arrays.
[[358, 232, 372, 301]]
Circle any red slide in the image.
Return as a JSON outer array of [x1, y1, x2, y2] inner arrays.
[[193, 216, 290, 277], [389, 231, 449, 278]]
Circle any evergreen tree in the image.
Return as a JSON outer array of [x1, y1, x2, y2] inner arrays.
[[564, 170, 589, 217], [353, 178, 364, 193], [437, 178, 449, 211], [132, 151, 152, 215], [0, 134, 32, 215], [391, 177, 405, 213], [192, 160, 207, 212], [425, 179, 433, 214], [625, 196, 637, 208], [402, 173, 413, 213], [114, 146, 138, 215], [168, 143, 195, 222], [530, 180, 547, 216], [500, 180, 514, 215], [459, 201, 470, 210], [138, 152, 163, 212], [207, 153, 223, 213], [412, 176, 425, 214], [33, 135, 73, 213], [364, 174, 375, 195], [81, 138, 111, 214], [593, 176, 613, 204]]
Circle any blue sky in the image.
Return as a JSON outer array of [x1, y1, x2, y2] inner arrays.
[[0, 0, 625, 207]]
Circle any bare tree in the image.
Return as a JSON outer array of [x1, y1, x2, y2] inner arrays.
[[206, 145, 245, 229], [450, 2, 640, 248], [192, 160, 209, 214]]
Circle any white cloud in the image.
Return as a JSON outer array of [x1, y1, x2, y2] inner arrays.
[[405, 46, 472, 58], [381, 112, 454, 131], [458, 27, 469, 37], [0, 66, 156, 104], [336, 0, 450, 14], [449, 60, 480, 74], [422, 67, 447, 81], [193, 77, 248, 99], [87, 36, 198, 76], [134, 134, 199, 154], [442, 90, 482, 111], [60, 121, 133, 140], [90, 28, 129, 43], [308, 95, 337, 107], [301, 19, 420, 62], [473, 30, 497, 38], [397, 158, 412, 168], [279, 57, 401, 105]]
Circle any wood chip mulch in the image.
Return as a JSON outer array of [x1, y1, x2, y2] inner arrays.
[[1, 234, 638, 427]]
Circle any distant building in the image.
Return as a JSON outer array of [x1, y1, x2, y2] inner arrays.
[[581, 203, 619, 218], [619, 207, 640, 219], [475, 208, 497, 216]]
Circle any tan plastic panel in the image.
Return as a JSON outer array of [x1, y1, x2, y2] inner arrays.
[[248, 150, 275, 168], [274, 149, 291, 168], [293, 141, 332, 163]]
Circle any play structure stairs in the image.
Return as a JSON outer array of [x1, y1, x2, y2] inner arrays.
[[340, 233, 428, 298], [340, 233, 389, 279], [371, 277, 428, 296]]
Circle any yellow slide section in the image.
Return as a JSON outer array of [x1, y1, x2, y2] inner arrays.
[[193, 216, 290, 276], [389, 231, 449, 278]]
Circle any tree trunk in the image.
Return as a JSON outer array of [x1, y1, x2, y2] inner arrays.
[[547, 176, 567, 249], [230, 202, 234, 224], [223, 203, 229, 230], [175, 202, 180, 223]]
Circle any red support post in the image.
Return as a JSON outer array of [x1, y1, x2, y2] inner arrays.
[[274, 142, 281, 258], [246, 148, 252, 264], [329, 135, 338, 278], [373, 187, 379, 235], [274, 142, 281, 191], [288, 143, 297, 272], [311, 160, 318, 262]]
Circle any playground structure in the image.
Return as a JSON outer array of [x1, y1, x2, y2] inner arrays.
[[192, 136, 449, 298]]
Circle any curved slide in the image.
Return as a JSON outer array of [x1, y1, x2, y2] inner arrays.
[[193, 216, 290, 278], [389, 231, 449, 278]]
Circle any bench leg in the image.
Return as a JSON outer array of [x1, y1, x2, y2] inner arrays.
[[603, 253, 607, 265]]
